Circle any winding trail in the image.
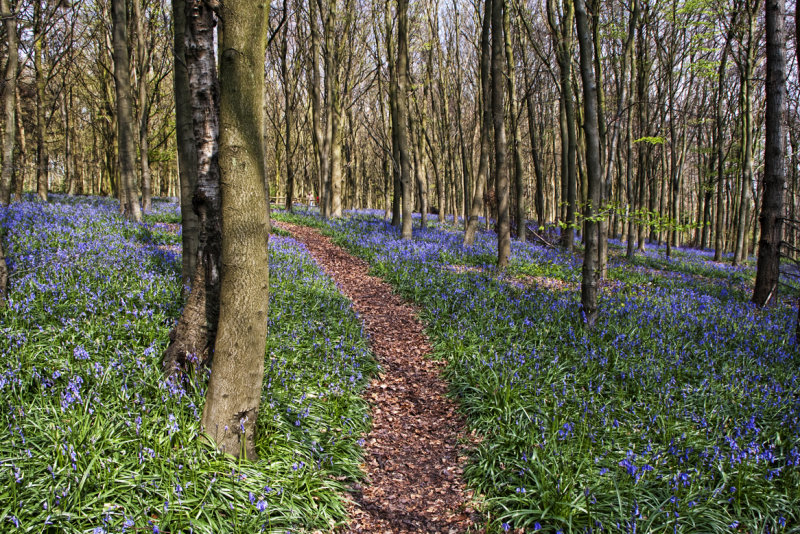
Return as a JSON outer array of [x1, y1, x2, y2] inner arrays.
[[276, 222, 479, 533]]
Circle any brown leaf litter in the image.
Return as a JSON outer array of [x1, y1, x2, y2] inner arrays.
[[276, 222, 481, 534]]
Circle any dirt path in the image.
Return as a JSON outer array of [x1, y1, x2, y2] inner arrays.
[[276, 222, 479, 534]]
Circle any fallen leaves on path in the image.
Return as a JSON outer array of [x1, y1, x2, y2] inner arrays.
[[277, 222, 480, 534]]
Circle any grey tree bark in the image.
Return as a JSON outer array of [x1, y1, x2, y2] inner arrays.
[[163, 0, 221, 375], [202, 0, 270, 461], [396, 0, 413, 239], [492, 0, 510, 268], [111, 0, 143, 222], [547, 0, 577, 251], [753, 0, 786, 308], [733, 0, 759, 266], [575, 0, 601, 326], [133, 0, 153, 212], [172, 0, 200, 289], [503, 1, 525, 242], [463, 0, 492, 246]]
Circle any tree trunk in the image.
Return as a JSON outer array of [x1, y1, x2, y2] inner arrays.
[[753, 0, 786, 307], [734, 0, 758, 265], [163, 0, 221, 375], [13, 88, 26, 201], [413, 118, 429, 228], [280, 23, 295, 212], [202, 0, 270, 461], [308, 0, 329, 219], [503, 2, 525, 242], [0, 0, 17, 205], [492, 0, 510, 268], [34, 2, 48, 202], [463, 0, 492, 246], [133, 0, 152, 212], [173, 0, 200, 289], [111, 0, 142, 222], [576, 0, 601, 326], [548, 0, 577, 250]]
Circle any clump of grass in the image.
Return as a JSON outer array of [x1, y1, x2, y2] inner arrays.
[[0, 196, 375, 533]]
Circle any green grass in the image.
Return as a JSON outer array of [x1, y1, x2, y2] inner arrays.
[[0, 196, 376, 533]]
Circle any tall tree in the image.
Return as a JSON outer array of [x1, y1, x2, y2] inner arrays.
[[133, 0, 153, 212], [492, 0, 510, 268], [0, 0, 17, 205], [752, 0, 786, 307], [503, 1, 525, 241], [201, 0, 270, 460], [111, 0, 142, 221], [575, 0, 601, 325], [547, 0, 578, 251], [463, 0, 492, 246], [396, 0, 413, 239], [173, 0, 200, 288]]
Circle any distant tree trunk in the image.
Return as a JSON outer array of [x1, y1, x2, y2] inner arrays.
[[13, 89, 26, 201], [714, 15, 736, 261], [172, 0, 200, 289], [503, 1, 525, 241], [413, 118, 429, 228], [575, 0, 600, 326], [202, 0, 270, 461], [280, 23, 295, 212], [163, 0, 221, 375], [0, 0, 17, 205], [308, 0, 329, 219], [463, 0, 491, 246], [548, 0, 577, 250], [133, 0, 152, 212], [753, 0, 786, 307], [492, 0, 510, 268], [386, 5, 402, 227], [522, 63, 545, 230], [733, 0, 758, 266], [111, 0, 142, 222], [33, 2, 48, 202]]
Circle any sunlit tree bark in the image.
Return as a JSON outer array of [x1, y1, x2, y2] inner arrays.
[[202, 0, 270, 460]]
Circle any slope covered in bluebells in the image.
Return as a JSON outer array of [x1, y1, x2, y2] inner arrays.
[[0, 196, 375, 533], [275, 208, 800, 534]]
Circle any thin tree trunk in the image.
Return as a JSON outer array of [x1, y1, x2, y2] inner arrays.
[[202, 0, 270, 461], [280, 23, 295, 212], [464, 0, 492, 246], [34, 2, 48, 202], [734, 0, 758, 265], [134, 0, 152, 212], [13, 88, 25, 201]]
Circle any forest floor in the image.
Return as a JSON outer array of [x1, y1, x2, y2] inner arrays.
[[276, 221, 481, 534]]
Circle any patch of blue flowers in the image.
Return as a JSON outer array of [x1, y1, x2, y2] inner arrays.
[[280, 210, 799, 534], [0, 196, 375, 532]]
